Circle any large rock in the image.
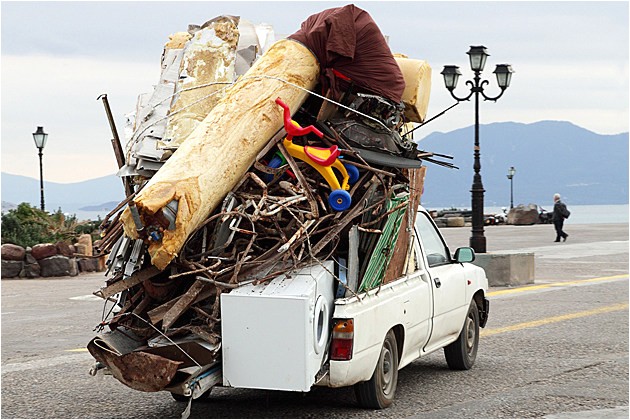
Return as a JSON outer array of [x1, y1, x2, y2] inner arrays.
[[446, 216, 465, 227], [97, 255, 108, 272], [507, 204, 539, 225], [74, 243, 89, 255], [1, 260, 23, 278], [25, 251, 37, 265], [76, 234, 93, 256], [20, 262, 41, 278], [39, 255, 78, 277], [1, 244, 26, 261], [78, 258, 98, 272], [56, 241, 74, 257], [31, 243, 58, 260]]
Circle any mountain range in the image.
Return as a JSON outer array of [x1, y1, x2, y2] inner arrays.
[[1, 120, 628, 218], [1, 173, 125, 215], [416, 120, 628, 208]]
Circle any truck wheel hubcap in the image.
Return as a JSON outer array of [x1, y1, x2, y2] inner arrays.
[[465, 315, 475, 352], [381, 343, 394, 395]]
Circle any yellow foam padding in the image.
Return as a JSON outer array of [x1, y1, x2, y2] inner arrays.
[[393, 54, 432, 123], [121, 39, 319, 270]]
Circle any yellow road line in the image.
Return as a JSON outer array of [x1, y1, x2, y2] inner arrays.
[[488, 274, 628, 297], [481, 302, 629, 338], [66, 275, 627, 353]]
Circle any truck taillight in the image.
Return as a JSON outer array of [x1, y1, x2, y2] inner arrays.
[[330, 319, 354, 361]]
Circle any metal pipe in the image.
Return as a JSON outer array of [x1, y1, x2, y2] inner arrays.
[[98, 93, 134, 197], [38, 148, 45, 211]]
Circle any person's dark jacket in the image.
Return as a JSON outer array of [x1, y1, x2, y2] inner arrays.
[[552, 200, 570, 222]]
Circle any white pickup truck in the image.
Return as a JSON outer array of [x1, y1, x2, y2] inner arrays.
[[173, 205, 489, 409]]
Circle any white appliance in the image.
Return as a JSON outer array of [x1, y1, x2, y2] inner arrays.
[[221, 261, 336, 392]]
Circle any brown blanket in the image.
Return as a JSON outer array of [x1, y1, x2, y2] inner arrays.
[[289, 4, 405, 103]]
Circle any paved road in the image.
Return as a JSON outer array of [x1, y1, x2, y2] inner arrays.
[[1, 223, 628, 418]]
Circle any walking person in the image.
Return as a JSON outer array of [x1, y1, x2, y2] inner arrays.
[[552, 193, 570, 242]]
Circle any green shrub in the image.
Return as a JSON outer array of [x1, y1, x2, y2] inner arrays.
[[1, 203, 102, 248]]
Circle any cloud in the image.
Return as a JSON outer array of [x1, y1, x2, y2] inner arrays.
[[1, 54, 158, 182], [1, 1, 629, 184]]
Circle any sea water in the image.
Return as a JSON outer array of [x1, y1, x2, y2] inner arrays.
[[71, 204, 629, 224]]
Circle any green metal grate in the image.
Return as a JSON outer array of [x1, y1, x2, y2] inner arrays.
[[358, 191, 409, 292]]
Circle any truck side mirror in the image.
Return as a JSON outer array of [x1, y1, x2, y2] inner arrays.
[[454, 247, 475, 263]]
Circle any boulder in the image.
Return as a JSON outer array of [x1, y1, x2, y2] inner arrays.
[[77, 234, 93, 256], [446, 216, 465, 227], [78, 258, 98, 272], [1, 260, 23, 278], [74, 243, 89, 255], [31, 243, 58, 260], [433, 217, 448, 228], [25, 251, 37, 265], [19, 262, 41, 278], [507, 204, 539, 225], [97, 255, 108, 272], [39, 255, 79, 277], [56, 241, 74, 257], [1, 244, 26, 261]]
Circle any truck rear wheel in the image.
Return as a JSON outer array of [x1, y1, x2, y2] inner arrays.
[[354, 329, 399, 409], [444, 300, 479, 370]]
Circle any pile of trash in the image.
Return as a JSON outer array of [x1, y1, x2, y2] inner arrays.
[[88, 11, 453, 395]]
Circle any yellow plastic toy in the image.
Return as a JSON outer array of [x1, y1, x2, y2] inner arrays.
[[275, 98, 359, 211]]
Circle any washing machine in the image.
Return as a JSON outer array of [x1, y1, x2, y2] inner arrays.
[[221, 261, 336, 392]]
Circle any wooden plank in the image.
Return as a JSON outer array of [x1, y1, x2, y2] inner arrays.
[[345, 225, 360, 295], [94, 266, 161, 299], [147, 284, 216, 325], [161, 279, 207, 330], [382, 166, 426, 284]]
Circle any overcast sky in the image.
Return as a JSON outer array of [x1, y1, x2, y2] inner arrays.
[[1, 1, 628, 183]]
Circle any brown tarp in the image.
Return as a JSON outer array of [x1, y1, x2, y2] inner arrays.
[[289, 4, 405, 103]]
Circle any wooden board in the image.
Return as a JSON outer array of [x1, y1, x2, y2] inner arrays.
[[382, 166, 426, 284]]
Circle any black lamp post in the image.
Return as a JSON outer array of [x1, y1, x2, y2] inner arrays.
[[32, 126, 48, 211], [441, 46, 514, 253], [507, 166, 516, 209]]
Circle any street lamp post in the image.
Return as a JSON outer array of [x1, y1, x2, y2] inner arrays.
[[441, 46, 514, 253], [32, 126, 49, 211], [507, 166, 516, 209]]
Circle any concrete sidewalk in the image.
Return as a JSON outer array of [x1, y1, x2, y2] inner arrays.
[[439, 222, 629, 284]]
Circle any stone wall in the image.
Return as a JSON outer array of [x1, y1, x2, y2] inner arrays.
[[1, 235, 106, 279]]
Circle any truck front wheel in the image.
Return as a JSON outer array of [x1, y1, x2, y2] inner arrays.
[[444, 300, 479, 370], [354, 329, 399, 409]]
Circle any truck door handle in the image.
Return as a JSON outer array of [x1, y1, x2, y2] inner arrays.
[[433, 277, 441, 288]]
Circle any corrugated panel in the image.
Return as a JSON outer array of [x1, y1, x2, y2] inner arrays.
[[358, 191, 409, 292]]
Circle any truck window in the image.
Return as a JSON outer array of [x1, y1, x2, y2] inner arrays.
[[415, 212, 450, 267]]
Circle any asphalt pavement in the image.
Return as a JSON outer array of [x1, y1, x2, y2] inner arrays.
[[1, 221, 628, 418]]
